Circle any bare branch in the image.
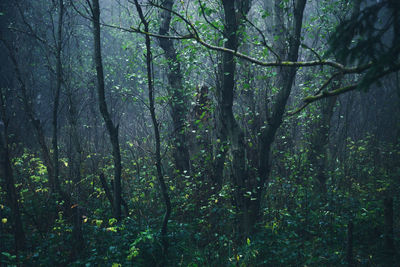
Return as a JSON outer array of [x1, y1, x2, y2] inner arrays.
[[288, 63, 400, 115], [301, 43, 322, 62], [239, 10, 281, 61]]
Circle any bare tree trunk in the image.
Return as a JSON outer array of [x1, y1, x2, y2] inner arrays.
[[218, 0, 252, 238], [66, 85, 82, 193], [384, 197, 395, 266], [346, 220, 354, 267], [100, 172, 114, 207], [134, 0, 172, 261], [255, 0, 306, 225], [3, 40, 74, 240], [56, 2, 85, 259], [0, 88, 26, 252], [3, 8, 83, 258], [4, 42, 55, 191], [52, 0, 64, 195], [308, 96, 337, 193], [100, 172, 130, 217], [308, 0, 361, 193], [92, 0, 123, 220], [158, 0, 190, 174], [71, 205, 84, 260]]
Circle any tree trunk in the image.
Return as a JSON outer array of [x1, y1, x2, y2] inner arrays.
[[66, 84, 82, 193], [92, 0, 123, 220], [308, 96, 337, 193], [100, 172, 114, 207], [4, 14, 83, 258], [134, 0, 172, 260], [71, 205, 84, 260], [56, 2, 85, 259], [52, 0, 63, 194], [254, 0, 306, 228], [384, 197, 395, 266], [218, 0, 252, 238], [308, 0, 361, 193], [6, 43, 55, 188], [0, 89, 26, 252], [346, 220, 354, 267], [244, 0, 306, 232], [158, 0, 190, 174]]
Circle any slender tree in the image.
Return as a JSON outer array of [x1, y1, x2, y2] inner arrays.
[[384, 197, 395, 266], [133, 0, 172, 259], [91, 0, 123, 220], [4, 42, 55, 195], [52, 0, 64, 194], [0, 88, 26, 252], [308, 0, 361, 193]]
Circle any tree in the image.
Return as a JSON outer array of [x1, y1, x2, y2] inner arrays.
[[307, 0, 362, 193], [91, 0, 124, 220], [0, 88, 26, 252], [157, 0, 190, 175], [133, 0, 172, 260], [0, 0, 399, 265]]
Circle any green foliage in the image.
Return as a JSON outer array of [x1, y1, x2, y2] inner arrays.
[[1, 0, 399, 266]]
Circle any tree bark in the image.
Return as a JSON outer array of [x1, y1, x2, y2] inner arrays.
[[218, 0, 252, 238], [308, 96, 337, 193], [5, 43, 55, 189], [92, 0, 123, 220], [99, 172, 114, 207], [158, 0, 190, 174], [0, 89, 26, 252], [66, 84, 82, 191], [346, 220, 354, 267], [384, 197, 395, 266], [134, 0, 172, 260], [1, 7, 54, 185], [52, 0, 63, 195], [99, 173, 129, 217], [308, 0, 361, 193], [255, 0, 306, 225], [3, 5, 84, 258], [53, 3, 85, 258]]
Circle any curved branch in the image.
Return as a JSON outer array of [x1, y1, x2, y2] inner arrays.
[[198, 0, 225, 37], [301, 43, 322, 62], [73, 0, 373, 73], [304, 84, 358, 103], [240, 10, 281, 61], [288, 62, 400, 115], [132, 2, 368, 72]]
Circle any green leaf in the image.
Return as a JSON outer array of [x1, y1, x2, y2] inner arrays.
[[95, 219, 103, 227], [109, 218, 117, 225]]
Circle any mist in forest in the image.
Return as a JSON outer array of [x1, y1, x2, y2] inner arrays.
[[0, 0, 399, 266]]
